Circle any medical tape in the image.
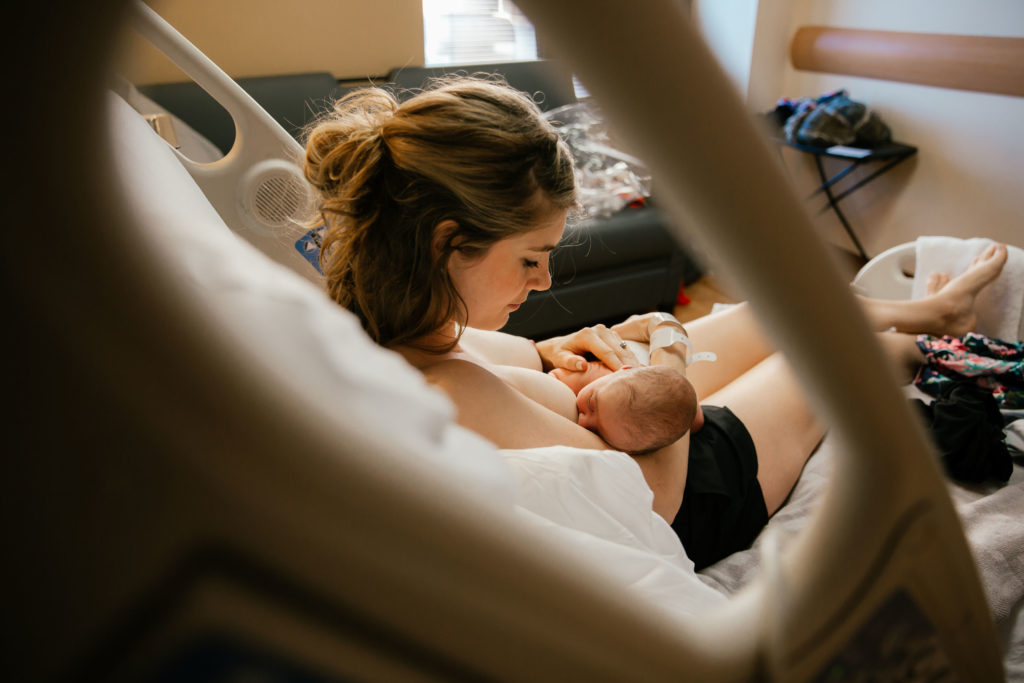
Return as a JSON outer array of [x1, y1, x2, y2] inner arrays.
[[649, 325, 690, 351], [649, 325, 717, 366], [650, 311, 681, 326]]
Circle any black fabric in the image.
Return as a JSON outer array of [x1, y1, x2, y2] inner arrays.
[[911, 381, 1012, 484], [670, 406, 768, 571]]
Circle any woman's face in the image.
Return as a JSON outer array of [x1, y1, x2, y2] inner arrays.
[[447, 205, 567, 331]]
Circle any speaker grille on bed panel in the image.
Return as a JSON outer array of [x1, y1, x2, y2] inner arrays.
[[254, 174, 304, 226], [238, 160, 313, 234]]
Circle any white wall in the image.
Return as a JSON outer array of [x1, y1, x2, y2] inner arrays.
[[693, 0, 1024, 257], [691, 0, 759, 99]]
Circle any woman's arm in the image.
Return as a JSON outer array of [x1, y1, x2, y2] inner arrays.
[[463, 312, 688, 373], [633, 437, 690, 523], [645, 316, 690, 375]]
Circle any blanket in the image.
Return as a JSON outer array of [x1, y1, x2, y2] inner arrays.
[[503, 421, 1024, 677]]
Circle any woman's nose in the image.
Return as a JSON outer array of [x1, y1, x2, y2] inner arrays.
[[531, 264, 552, 291]]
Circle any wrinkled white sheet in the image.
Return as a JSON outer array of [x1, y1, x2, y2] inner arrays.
[[501, 447, 727, 622], [704, 434, 1024, 677], [502, 434, 1024, 678]]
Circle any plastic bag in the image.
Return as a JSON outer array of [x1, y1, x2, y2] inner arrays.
[[544, 101, 651, 219]]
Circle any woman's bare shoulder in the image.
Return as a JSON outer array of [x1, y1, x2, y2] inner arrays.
[[458, 327, 543, 370], [422, 358, 604, 450]]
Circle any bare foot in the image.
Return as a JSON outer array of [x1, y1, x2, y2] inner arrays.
[[923, 242, 1008, 336], [926, 272, 950, 295]]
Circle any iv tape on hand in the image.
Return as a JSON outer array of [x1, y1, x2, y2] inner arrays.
[[648, 325, 717, 366]]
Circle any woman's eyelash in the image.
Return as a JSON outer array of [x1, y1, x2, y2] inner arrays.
[[523, 258, 540, 268]]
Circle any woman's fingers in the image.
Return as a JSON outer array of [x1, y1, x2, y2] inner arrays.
[[536, 325, 639, 372], [610, 314, 649, 342], [536, 334, 588, 371], [580, 325, 638, 370]]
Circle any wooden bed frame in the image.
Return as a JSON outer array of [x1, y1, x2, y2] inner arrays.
[[790, 26, 1024, 98]]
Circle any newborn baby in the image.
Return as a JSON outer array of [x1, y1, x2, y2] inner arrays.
[[550, 341, 702, 455]]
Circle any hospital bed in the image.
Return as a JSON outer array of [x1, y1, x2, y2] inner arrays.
[[5, 0, 1022, 680]]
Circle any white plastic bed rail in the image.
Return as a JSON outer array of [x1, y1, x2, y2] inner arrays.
[[513, 0, 1001, 679], [5, 0, 1002, 680], [129, 1, 320, 283]]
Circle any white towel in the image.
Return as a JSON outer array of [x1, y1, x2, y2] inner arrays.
[[910, 236, 1024, 342]]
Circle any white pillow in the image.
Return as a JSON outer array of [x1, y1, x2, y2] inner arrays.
[[107, 90, 515, 504]]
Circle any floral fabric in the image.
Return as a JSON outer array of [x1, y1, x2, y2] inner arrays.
[[915, 333, 1024, 409]]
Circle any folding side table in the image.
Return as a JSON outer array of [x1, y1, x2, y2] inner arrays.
[[777, 139, 918, 261]]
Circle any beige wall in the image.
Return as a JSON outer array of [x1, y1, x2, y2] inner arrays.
[[694, 0, 1024, 256], [119, 0, 1022, 255], [117, 0, 425, 84]]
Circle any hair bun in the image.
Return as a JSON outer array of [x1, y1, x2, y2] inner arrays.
[[302, 90, 399, 197]]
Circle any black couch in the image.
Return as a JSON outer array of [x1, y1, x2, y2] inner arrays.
[[138, 61, 702, 339]]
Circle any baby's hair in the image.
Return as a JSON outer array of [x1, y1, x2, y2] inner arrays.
[[615, 366, 696, 455], [302, 74, 577, 350]]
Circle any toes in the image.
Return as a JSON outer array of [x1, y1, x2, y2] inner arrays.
[[926, 272, 950, 295]]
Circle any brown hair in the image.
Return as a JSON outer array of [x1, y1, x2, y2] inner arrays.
[[302, 75, 577, 350], [611, 367, 696, 455]]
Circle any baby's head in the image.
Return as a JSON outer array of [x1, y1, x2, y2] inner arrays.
[[574, 365, 697, 455]]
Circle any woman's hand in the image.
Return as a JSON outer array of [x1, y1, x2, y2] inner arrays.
[[535, 324, 639, 372]]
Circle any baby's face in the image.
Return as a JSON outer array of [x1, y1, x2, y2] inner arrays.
[[573, 369, 634, 447], [549, 362, 614, 395]]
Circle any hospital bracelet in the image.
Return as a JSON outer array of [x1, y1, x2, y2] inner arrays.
[[648, 325, 717, 366]]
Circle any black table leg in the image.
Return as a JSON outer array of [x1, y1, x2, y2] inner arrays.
[[813, 154, 870, 261]]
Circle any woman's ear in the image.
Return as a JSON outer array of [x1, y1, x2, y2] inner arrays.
[[431, 219, 459, 259]]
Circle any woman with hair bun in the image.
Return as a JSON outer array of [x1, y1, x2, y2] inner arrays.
[[303, 75, 1008, 570]]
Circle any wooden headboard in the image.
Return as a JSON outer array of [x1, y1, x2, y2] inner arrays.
[[791, 26, 1024, 98]]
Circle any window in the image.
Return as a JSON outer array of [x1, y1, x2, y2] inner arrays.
[[423, 0, 539, 66]]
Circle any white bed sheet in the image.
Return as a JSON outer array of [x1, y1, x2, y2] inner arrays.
[[703, 431, 1024, 677], [503, 425, 1024, 678]]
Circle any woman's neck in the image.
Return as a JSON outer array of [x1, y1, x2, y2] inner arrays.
[[394, 322, 466, 369]]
